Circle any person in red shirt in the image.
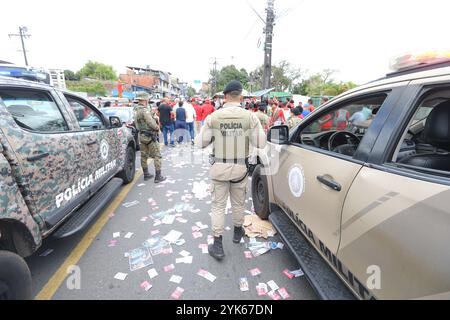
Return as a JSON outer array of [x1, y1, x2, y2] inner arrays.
[[192, 98, 203, 134], [201, 99, 215, 124], [270, 101, 286, 126]]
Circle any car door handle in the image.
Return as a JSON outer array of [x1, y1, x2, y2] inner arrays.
[[27, 152, 50, 161], [86, 140, 97, 146], [316, 175, 342, 192]]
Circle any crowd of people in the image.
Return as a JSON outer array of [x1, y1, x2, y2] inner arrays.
[[136, 95, 330, 148]]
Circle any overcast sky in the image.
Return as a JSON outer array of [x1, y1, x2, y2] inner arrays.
[[1, 0, 448, 86]]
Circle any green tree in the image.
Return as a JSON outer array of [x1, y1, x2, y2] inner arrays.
[[66, 80, 108, 96], [64, 69, 80, 81], [77, 61, 117, 81], [187, 86, 196, 97], [250, 61, 304, 92], [210, 65, 250, 92]]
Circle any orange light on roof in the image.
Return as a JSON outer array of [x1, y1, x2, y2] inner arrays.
[[390, 51, 450, 71]]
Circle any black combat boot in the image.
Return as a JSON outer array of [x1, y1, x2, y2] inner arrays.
[[208, 236, 225, 260], [142, 167, 154, 181], [233, 226, 245, 243], [154, 170, 166, 183]]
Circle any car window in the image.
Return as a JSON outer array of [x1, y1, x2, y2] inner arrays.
[[390, 88, 450, 177], [101, 108, 132, 122], [295, 95, 387, 157], [0, 89, 68, 132], [66, 95, 105, 130]]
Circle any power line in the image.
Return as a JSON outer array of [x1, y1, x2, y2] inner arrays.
[[8, 26, 31, 66]]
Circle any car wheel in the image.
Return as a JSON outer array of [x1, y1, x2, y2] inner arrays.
[[0, 250, 32, 300], [251, 164, 270, 220], [118, 145, 136, 184]]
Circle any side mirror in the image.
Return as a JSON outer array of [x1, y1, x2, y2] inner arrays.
[[109, 116, 122, 128], [268, 125, 289, 145]]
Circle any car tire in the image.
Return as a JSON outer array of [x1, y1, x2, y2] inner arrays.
[[251, 164, 270, 220], [117, 145, 136, 184], [0, 250, 32, 300]]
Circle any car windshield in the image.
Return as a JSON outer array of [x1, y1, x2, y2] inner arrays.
[[101, 108, 132, 122]]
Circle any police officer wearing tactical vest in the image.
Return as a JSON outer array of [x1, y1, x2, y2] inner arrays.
[[134, 92, 166, 183], [195, 80, 266, 260]]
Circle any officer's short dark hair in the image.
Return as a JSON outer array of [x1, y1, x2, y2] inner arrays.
[[259, 105, 266, 112], [227, 90, 242, 98]]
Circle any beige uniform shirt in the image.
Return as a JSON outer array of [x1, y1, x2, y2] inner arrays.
[[256, 111, 270, 129], [195, 102, 266, 181]]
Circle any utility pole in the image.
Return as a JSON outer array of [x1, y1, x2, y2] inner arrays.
[[9, 26, 31, 66], [210, 57, 219, 95], [262, 0, 275, 90]]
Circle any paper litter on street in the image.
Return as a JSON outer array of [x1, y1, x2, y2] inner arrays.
[[122, 200, 139, 208], [267, 280, 279, 291], [174, 239, 186, 246], [140, 281, 152, 291], [171, 287, 184, 299], [150, 230, 160, 236], [124, 232, 134, 239], [176, 217, 188, 223], [147, 268, 158, 279], [239, 277, 249, 292], [268, 290, 281, 300], [290, 269, 305, 278], [244, 251, 253, 259], [128, 246, 153, 271], [243, 215, 277, 239], [179, 250, 191, 257], [283, 269, 295, 279], [198, 244, 208, 254], [140, 217, 148, 222], [164, 264, 175, 272], [143, 236, 172, 256], [249, 268, 262, 276], [192, 180, 210, 200], [169, 275, 183, 284], [161, 214, 176, 225], [207, 235, 214, 245], [137, 183, 146, 187], [278, 287, 290, 299], [108, 240, 117, 247], [163, 230, 183, 243], [197, 269, 216, 282], [113, 232, 120, 238], [195, 222, 208, 230], [192, 231, 203, 239], [114, 272, 128, 281], [256, 283, 268, 296]]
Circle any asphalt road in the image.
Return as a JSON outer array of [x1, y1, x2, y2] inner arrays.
[[27, 144, 317, 300]]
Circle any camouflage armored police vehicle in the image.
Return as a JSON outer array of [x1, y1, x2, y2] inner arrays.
[[0, 76, 137, 299]]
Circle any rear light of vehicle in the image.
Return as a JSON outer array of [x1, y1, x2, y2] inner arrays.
[[390, 50, 450, 71]]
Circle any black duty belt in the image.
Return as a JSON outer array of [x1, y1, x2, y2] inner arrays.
[[216, 158, 247, 165]]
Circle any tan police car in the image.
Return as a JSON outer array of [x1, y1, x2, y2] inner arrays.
[[251, 52, 450, 300]]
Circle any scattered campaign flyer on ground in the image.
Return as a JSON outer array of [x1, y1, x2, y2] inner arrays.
[[140, 281, 152, 292], [171, 287, 184, 300], [278, 287, 290, 299], [122, 200, 139, 208], [142, 236, 172, 256], [128, 246, 153, 271], [239, 277, 249, 292], [163, 230, 183, 243], [249, 268, 262, 276], [256, 283, 269, 296], [197, 269, 216, 282]]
